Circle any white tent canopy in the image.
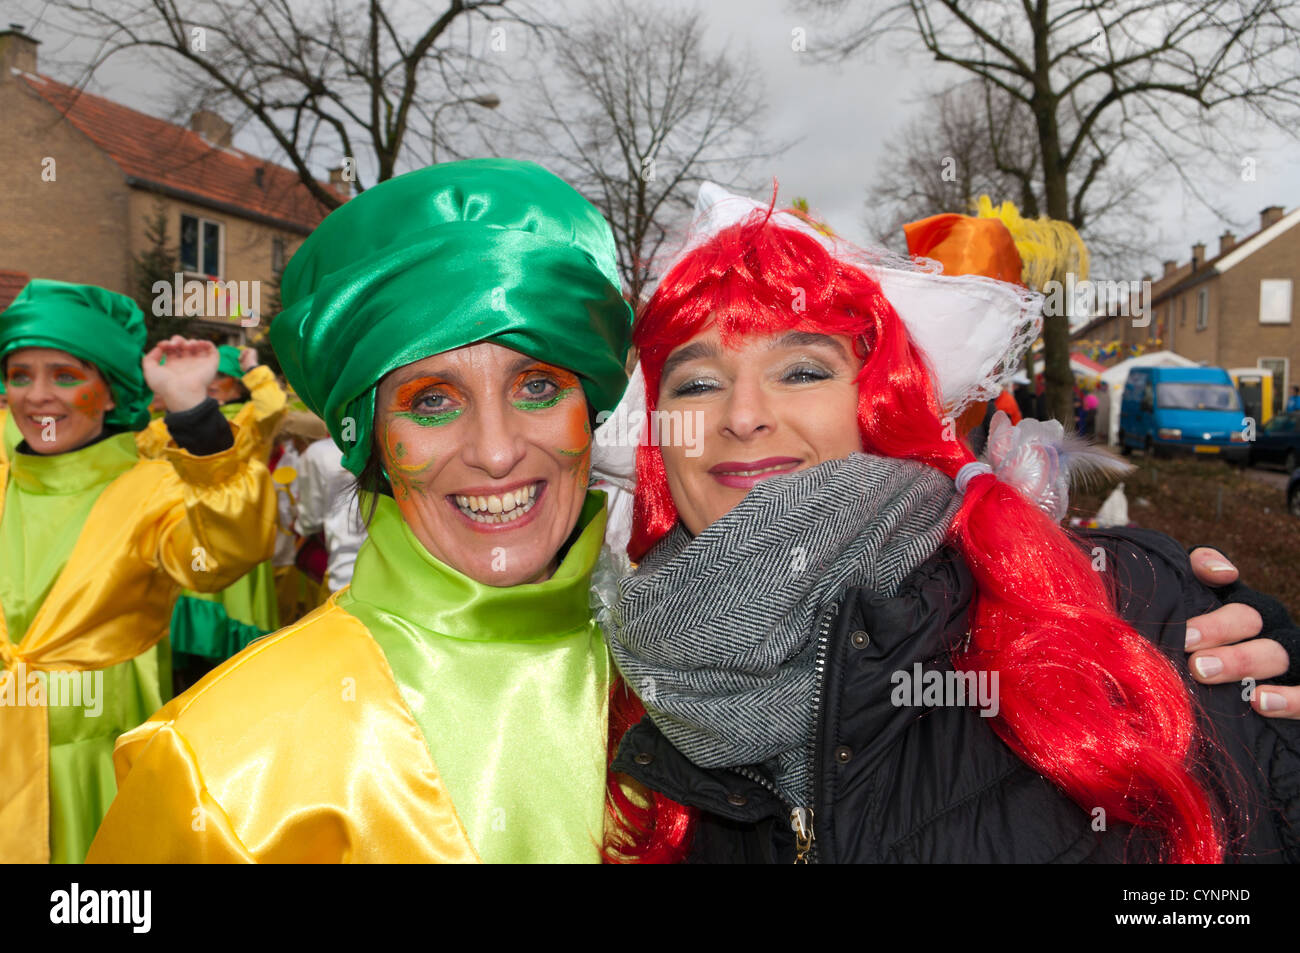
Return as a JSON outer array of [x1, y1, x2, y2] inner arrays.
[[1098, 350, 1200, 447]]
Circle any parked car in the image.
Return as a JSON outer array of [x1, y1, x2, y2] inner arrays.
[[1251, 411, 1300, 472], [1118, 366, 1249, 461]]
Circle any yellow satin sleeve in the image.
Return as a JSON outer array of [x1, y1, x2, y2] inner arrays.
[[232, 365, 287, 460], [135, 367, 285, 462], [87, 601, 480, 863], [141, 427, 278, 592], [134, 417, 169, 460]]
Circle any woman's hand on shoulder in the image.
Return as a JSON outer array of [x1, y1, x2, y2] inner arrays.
[[1185, 547, 1298, 720]]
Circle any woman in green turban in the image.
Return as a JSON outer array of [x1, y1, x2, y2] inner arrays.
[[0, 282, 278, 863], [89, 158, 637, 863]]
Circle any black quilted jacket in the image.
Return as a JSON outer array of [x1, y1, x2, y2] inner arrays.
[[612, 528, 1300, 863]]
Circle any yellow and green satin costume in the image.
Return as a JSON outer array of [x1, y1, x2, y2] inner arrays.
[[138, 365, 288, 653], [3, 407, 21, 456], [0, 412, 277, 864], [88, 492, 612, 863]]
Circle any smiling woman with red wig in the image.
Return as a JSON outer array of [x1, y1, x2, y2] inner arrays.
[[598, 189, 1300, 864]]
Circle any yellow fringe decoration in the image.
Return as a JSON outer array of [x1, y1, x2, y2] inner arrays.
[[789, 197, 838, 240], [974, 195, 1089, 290]]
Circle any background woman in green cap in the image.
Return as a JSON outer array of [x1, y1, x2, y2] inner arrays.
[[138, 341, 289, 692], [0, 280, 278, 863], [89, 158, 640, 863]]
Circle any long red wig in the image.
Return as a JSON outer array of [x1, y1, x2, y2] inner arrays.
[[614, 207, 1228, 864]]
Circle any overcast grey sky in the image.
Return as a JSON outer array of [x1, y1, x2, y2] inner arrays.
[[688, 0, 1300, 271], [14, 0, 1300, 280]]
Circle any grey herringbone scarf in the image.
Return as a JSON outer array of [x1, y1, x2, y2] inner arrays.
[[606, 453, 961, 807]]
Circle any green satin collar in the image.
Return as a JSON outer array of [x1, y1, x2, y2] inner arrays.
[[338, 490, 612, 862], [346, 491, 606, 641], [9, 432, 138, 495]]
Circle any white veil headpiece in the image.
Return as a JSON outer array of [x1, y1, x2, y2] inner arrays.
[[589, 182, 1045, 557]]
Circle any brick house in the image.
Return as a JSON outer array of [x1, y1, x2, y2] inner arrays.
[[0, 28, 347, 341], [1150, 205, 1299, 416], [1071, 261, 1191, 366], [1070, 310, 1138, 365], [0, 270, 30, 312]]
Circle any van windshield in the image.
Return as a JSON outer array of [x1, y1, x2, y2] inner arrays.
[[1157, 382, 1241, 412]]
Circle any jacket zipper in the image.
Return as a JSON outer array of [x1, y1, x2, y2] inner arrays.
[[727, 605, 836, 864], [727, 763, 816, 863], [801, 604, 836, 864]]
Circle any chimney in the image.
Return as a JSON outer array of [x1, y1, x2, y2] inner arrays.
[[1191, 242, 1205, 270], [0, 25, 39, 79], [1260, 205, 1285, 230], [1219, 231, 1236, 256], [189, 109, 232, 149]]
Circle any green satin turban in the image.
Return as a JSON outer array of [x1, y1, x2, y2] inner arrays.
[[0, 279, 152, 431], [271, 158, 633, 476]]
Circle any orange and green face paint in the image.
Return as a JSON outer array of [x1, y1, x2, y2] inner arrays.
[[3, 350, 115, 454], [61, 367, 112, 419], [370, 344, 596, 589], [391, 376, 466, 429], [381, 375, 463, 499], [511, 365, 591, 461], [8, 363, 108, 414], [511, 365, 580, 412]]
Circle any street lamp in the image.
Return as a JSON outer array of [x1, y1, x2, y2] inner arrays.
[[431, 94, 501, 163]]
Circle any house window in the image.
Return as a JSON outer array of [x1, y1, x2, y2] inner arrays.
[[271, 237, 286, 276], [1179, 297, 1186, 326], [180, 213, 223, 277], [1196, 288, 1209, 331], [1260, 279, 1293, 324]]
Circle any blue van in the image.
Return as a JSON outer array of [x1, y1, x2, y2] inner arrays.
[[1119, 366, 1248, 461]]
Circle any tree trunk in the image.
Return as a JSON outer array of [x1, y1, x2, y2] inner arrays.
[[1040, 142, 1076, 428], [1030, 21, 1076, 430]]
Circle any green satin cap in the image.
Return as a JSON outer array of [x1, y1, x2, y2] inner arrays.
[[0, 279, 152, 431], [272, 158, 633, 475], [216, 345, 243, 380]]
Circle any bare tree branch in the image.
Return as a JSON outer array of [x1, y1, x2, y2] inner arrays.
[[800, 0, 1300, 425], [42, 0, 547, 207], [514, 0, 781, 302]]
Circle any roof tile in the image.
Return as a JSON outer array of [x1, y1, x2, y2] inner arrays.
[[20, 72, 343, 232]]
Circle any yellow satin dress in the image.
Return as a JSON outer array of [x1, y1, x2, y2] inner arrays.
[[0, 415, 277, 863], [86, 493, 615, 864], [85, 598, 481, 863]]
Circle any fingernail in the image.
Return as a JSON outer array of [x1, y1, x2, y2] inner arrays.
[[1194, 656, 1223, 678], [1207, 561, 1235, 574], [1185, 627, 1202, 648], [1258, 691, 1287, 712]]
